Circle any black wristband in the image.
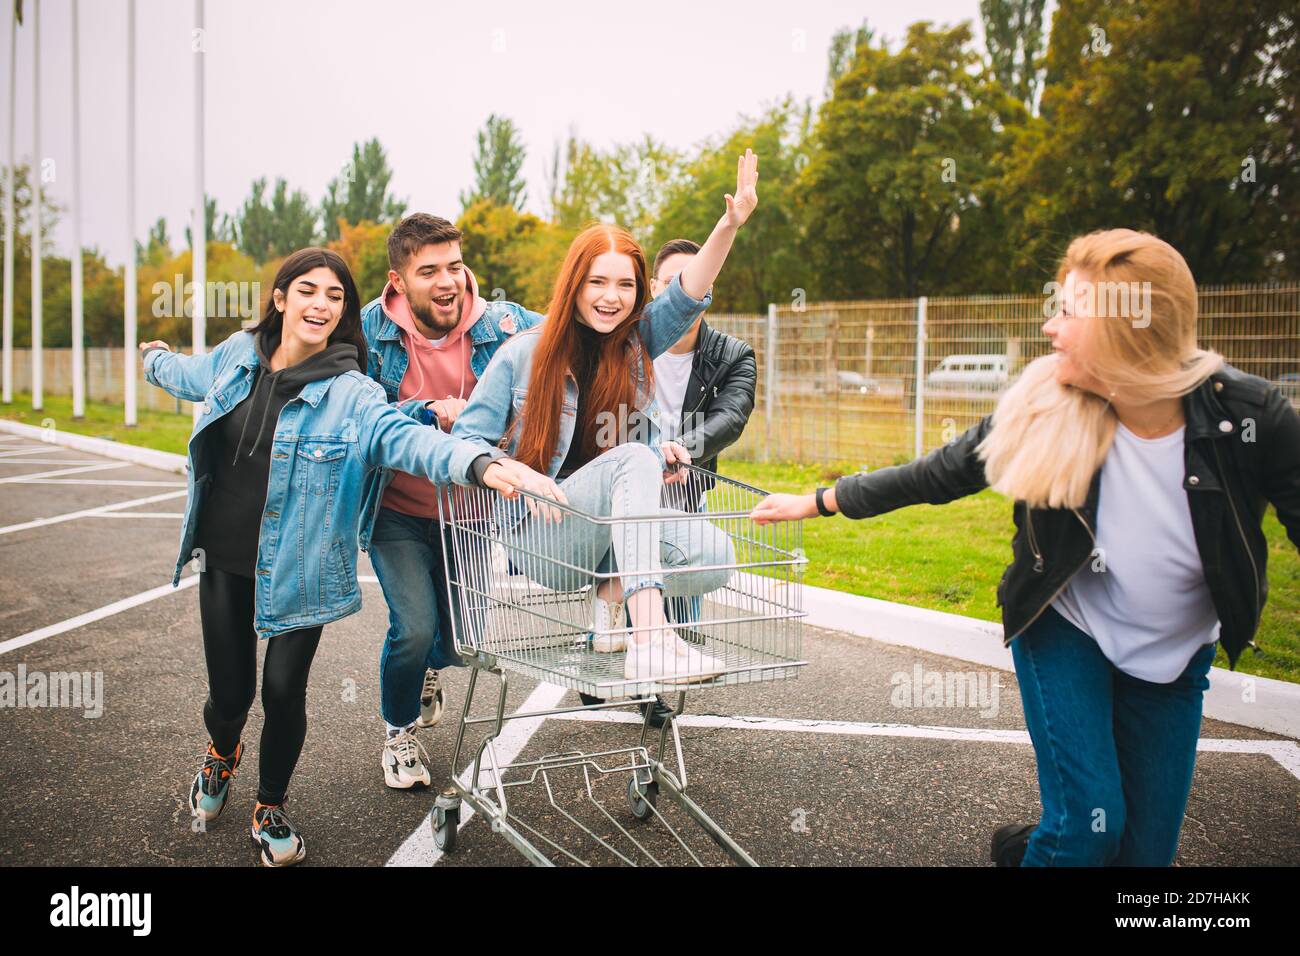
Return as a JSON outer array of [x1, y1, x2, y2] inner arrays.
[[815, 487, 834, 517]]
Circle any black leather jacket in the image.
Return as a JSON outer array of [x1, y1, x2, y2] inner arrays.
[[672, 320, 757, 476], [832, 364, 1300, 669]]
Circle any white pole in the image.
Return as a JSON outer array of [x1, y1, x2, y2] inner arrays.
[[123, 0, 136, 427], [764, 302, 777, 463], [913, 295, 927, 459], [191, 0, 205, 424], [3, 2, 17, 404], [29, 0, 40, 413], [70, 0, 84, 419]]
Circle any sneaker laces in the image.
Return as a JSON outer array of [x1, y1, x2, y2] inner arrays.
[[420, 670, 441, 704], [199, 743, 239, 795], [387, 728, 429, 768], [255, 803, 294, 840]]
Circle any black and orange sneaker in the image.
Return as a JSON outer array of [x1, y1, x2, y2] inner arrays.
[[250, 801, 306, 867], [188, 741, 243, 823]]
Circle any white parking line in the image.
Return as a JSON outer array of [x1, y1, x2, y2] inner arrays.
[[0, 462, 129, 483], [0, 445, 67, 458], [8, 477, 186, 487], [0, 575, 199, 657], [0, 457, 116, 465], [546, 709, 1300, 781], [386, 681, 570, 867], [86, 512, 182, 519], [0, 489, 189, 535]]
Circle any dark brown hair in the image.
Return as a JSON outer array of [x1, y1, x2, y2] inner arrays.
[[652, 238, 700, 278], [388, 213, 462, 273], [253, 247, 367, 375]]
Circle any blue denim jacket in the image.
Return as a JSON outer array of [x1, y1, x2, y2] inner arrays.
[[357, 295, 541, 549], [450, 273, 711, 529], [144, 331, 486, 638]]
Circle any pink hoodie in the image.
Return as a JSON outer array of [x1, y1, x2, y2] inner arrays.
[[381, 267, 488, 518]]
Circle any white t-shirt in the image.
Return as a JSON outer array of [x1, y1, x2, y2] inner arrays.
[[1052, 423, 1219, 683], [654, 350, 695, 444]]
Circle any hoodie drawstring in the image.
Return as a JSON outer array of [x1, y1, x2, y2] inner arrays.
[[232, 367, 284, 466]]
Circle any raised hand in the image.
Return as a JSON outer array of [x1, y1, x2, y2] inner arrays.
[[723, 148, 759, 229]]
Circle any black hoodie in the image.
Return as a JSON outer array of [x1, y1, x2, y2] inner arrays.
[[195, 330, 361, 577]]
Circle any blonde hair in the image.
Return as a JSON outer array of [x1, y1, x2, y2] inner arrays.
[[978, 229, 1223, 509]]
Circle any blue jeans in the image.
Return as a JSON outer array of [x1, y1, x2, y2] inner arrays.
[[502, 444, 734, 600], [369, 506, 464, 728], [1011, 606, 1217, 866]]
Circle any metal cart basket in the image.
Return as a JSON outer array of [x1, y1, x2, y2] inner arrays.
[[431, 462, 807, 866]]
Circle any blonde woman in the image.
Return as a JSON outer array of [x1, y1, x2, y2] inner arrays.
[[752, 229, 1300, 866]]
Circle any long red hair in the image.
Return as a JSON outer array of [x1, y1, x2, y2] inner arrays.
[[514, 224, 655, 472]]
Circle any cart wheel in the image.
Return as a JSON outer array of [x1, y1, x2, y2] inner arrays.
[[433, 804, 460, 853], [627, 777, 658, 820]]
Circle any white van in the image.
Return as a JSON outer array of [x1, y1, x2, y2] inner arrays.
[[926, 354, 1009, 392]]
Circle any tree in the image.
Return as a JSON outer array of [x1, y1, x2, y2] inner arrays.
[[184, 194, 234, 248], [0, 161, 64, 258], [236, 177, 319, 264], [800, 22, 1023, 299], [825, 21, 874, 96], [320, 138, 407, 242], [136, 217, 172, 268], [1000, 0, 1300, 284], [328, 219, 391, 303], [547, 131, 685, 247], [980, 0, 1048, 112], [652, 100, 810, 313], [456, 199, 560, 308], [461, 114, 528, 212]]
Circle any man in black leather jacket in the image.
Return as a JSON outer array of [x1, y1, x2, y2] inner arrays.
[[649, 238, 758, 485]]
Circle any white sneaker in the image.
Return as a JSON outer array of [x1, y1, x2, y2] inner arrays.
[[415, 669, 444, 728], [623, 631, 726, 685], [589, 593, 626, 653], [382, 726, 432, 789]]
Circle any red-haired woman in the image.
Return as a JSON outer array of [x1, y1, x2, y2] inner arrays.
[[452, 150, 760, 688]]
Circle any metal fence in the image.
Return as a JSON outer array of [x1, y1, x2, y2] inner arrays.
[[7, 283, 1299, 465], [709, 283, 1300, 467], [7, 348, 185, 413]]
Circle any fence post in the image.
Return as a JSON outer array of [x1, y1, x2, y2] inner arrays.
[[765, 302, 777, 463], [913, 295, 927, 460]]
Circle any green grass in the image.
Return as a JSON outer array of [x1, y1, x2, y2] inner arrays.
[[3, 394, 1296, 682], [2, 392, 194, 456], [719, 459, 1300, 684]]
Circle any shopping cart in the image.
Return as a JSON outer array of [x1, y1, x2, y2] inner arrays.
[[432, 462, 807, 866]]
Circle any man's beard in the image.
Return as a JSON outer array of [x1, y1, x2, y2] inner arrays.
[[411, 293, 461, 336]]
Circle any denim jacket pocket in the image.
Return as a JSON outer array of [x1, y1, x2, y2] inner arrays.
[[295, 441, 348, 497]]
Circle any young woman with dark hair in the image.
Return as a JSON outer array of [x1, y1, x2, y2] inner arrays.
[[141, 247, 529, 865]]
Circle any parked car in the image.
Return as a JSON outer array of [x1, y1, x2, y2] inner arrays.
[[836, 371, 881, 395], [926, 354, 1009, 392]]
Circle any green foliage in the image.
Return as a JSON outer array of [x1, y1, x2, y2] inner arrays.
[[235, 178, 319, 264], [320, 138, 407, 242], [652, 100, 810, 312], [800, 22, 1026, 299], [1000, 0, 1300, 284], [183, 195, 235, 248], [461, 114, 529, 213], [456, 199, 571, 311], [980, 0, 1049, 110]]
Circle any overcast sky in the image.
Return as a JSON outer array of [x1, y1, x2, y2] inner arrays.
[[5, 0, 994, 267]]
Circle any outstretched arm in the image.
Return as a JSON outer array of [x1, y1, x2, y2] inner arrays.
[[139, 332, 244, 403], [751, 417, 994, 525]]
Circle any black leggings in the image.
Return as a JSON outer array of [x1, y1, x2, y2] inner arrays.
[[198, 568, 323, 806]]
